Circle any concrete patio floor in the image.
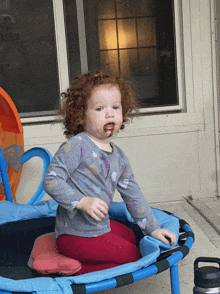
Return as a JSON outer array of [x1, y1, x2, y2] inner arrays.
[[94, 197, 220, 294]]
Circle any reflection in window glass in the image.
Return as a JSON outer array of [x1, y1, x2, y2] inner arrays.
[[98, 0, 116, 19], [139, 48, 157, 76], [116, 0, 156, 18], [98, 20, 118, 50], [100, 50, 119, 76], [137, 18, 156, 47], [0, 0, 59, 116], [120, 49, 139, 77], [84, 0, 178, 108], [118, 19, 137, 49]]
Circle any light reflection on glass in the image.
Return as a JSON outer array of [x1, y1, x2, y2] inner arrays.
[[120, 49, 138, 77], [87, 0, 178, 107], [98, 20, 117, 50], [118, 19, 137, 48], [98, 2, 157, 77], [98, 0, 115, 19], [100, 50, 119, 75]]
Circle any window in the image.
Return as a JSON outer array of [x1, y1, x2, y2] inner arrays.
[[83, 0, 181, 109], [0, 0, 183, 119], [0, 0, 60, 117]]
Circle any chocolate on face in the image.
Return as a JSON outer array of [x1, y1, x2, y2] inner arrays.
[[103, 122, 115, 138]]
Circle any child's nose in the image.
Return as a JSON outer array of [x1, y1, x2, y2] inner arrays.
[[106, 108, 114, 117]]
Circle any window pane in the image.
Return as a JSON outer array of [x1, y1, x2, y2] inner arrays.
[[98, 0, 116, 19], [0, 0, 59, 116], [116, 0, 156, 18], [118, 19, 137, 49], [131, 76, 159, 107], [116, 0, 134, 18], [100, 50, 119, 76], [119, 49, 139, 77], [139, 48, 157, 75], [137, 17, 156, 47], [98, 20, 117, 50]]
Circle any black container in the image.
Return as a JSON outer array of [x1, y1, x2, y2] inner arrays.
[[193, 257, 220, 294]]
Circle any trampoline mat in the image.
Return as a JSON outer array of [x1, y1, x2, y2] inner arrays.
[[0, 217, 144, 280]]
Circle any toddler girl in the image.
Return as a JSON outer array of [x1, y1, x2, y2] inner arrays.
[[43, 72, 176, 275]]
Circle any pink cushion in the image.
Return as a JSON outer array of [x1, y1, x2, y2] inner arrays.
[[32, 233, 82, 275]]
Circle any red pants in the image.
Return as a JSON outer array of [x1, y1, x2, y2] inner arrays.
[[56, 219, 140, 275]]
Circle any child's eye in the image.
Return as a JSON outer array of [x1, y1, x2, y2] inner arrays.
[[113, 106, 120, 110], [95, 107, 102, 111]]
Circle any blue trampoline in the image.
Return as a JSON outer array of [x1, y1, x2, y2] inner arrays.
[[0, 199, 194, 294], [0, 146, 194, 294]]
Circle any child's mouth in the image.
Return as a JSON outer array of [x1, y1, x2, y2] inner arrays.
[[103, 122, 115, 131]]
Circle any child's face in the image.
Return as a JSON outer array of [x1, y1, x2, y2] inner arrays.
[[85, 84, 123, 141]]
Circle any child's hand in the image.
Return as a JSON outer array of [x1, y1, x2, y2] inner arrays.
[[150, 228, 176, 246], [76, 197, 109, 222]]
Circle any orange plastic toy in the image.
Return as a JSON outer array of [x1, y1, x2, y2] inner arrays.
[[0, 87, 24, 201]]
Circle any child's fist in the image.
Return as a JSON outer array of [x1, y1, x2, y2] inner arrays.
[[76, 197, 109, 222]]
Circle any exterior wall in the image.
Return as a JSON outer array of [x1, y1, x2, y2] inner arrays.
[[15, 0, 220, 205]]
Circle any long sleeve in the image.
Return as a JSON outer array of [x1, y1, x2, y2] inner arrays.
[[43, 138, 85, 217], [116, 155, 160, 235]]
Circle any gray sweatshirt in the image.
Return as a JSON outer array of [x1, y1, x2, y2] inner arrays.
[[43, 132, 160, 238]]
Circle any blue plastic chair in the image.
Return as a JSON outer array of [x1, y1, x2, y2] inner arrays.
[[0, 144, 52, 205]]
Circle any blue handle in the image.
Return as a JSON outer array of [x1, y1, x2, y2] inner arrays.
[[0, 146, 13, 202], [19, 147, 52, 205]]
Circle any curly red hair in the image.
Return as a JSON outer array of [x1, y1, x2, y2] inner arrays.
[[59, 71, 140, 138]]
